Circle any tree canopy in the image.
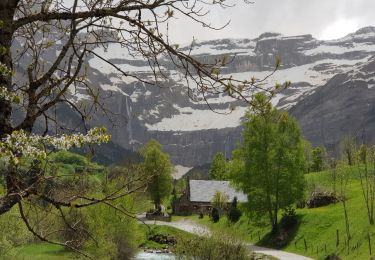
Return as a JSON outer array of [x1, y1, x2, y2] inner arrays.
[[232, 93, 306, 233], [209, 152, 228, 180], [140, 139, 173, 212], [311, 146, 327, 172]]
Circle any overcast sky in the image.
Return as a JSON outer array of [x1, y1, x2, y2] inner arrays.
[[167, 0, 375, 43]]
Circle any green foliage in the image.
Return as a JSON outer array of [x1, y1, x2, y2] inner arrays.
[[0, 204, 33, 258], [211, 191, 229, 211], [140, 140, 173, 211], [311, 146, 327, 172], [232, 93, 305, 232], [192, 168, 375, 259], [50, 151, 89, 166], [280, 206, 297, 229], [175, 231, 250, 260], [138, 224, 195, 250], [209, 152, 228, 180], [227, 197, 242, 224], [340, 135, 356, 166], [174, 177, 187, 198], [83, 197, 141, 259], [14, 243, 78, 260]]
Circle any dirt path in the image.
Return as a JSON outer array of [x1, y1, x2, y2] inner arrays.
[[140, 216, 313, 260]]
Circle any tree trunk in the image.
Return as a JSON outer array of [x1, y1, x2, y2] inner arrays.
[[0, 193, 23, 214], [271, 221, 278, 234], [0, 1, 17, 138], [0, 168, 33, 215], [0, 1, 21, 215]]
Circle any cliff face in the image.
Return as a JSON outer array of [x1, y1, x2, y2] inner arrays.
[[21, 27, 375, 166], [290, 56, 375, 153]]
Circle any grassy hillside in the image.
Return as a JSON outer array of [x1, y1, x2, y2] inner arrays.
[[188, 170, 375, 260]]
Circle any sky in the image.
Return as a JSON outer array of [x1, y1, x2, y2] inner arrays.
[[167, 0, 375, 43]]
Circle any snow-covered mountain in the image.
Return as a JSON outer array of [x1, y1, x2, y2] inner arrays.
[[72, 27, 375, 166]]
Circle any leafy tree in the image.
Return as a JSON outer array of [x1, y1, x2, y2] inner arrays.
[[209, 152, 228, 180], [357, 144, 375, 225], [232, 93, 305, 233], [335, 161, 352, 247], [303, 140, 313, 173], [140, 140, 173, 213], [311, 146, 327, 172], [340, 136, 356, 166]]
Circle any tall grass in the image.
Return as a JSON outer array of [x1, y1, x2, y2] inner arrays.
[[175, 231, 250, 260]]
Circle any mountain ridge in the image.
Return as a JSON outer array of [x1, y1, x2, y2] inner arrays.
[[17, 27, 375, 167]]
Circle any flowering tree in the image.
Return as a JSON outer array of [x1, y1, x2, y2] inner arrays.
[[0, 0, 288, 255]]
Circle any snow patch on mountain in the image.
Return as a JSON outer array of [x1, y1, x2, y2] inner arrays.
[[304, 42, 375, 55], [145, 105, 248, 131]]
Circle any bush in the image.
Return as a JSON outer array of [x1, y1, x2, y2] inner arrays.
[[280, 206, 297, 229], [50, 151, 88, 166], [175, 232, 250, 260], [82, 193, 142, 259], [211, 208, 220, 223], [0, 206, 33, 257], [227, 197, 242, 223], [60, 210, 90, 250]]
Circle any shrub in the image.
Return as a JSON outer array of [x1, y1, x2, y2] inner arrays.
[[211, 207, 220, 223], [227, 197, 242, 223], [0, 206, 33, 257], [280, 206, 297, 229], [175, 232, 250, 260], [50, 151, 88, 166], [60, 209, 90, 250]]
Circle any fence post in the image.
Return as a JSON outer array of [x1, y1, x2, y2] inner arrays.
[[336, 229, 339, 247], [304, 238, 307, 251]]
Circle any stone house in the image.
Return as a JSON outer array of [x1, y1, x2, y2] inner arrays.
[[173, 179, 248, 215]]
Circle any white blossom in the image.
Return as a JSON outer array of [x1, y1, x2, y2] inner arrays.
[[0, 127, 111, 166]]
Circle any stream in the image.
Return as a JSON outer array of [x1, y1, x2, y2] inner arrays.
[[134, 252, 176, 260]]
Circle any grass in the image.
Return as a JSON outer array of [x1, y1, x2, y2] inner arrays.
[[13, 243, 79, 260], [181, 170, 375, 260], [11, 224, 197, 259]]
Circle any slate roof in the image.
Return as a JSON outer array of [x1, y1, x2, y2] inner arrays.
[[189, 180, 248, 203]]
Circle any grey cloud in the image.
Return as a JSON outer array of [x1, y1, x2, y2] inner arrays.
[[167, 0, 375, 43]]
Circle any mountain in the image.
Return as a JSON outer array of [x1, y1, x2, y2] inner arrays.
[[290, 55, 375, 153], [26, 26, 375, 167]]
